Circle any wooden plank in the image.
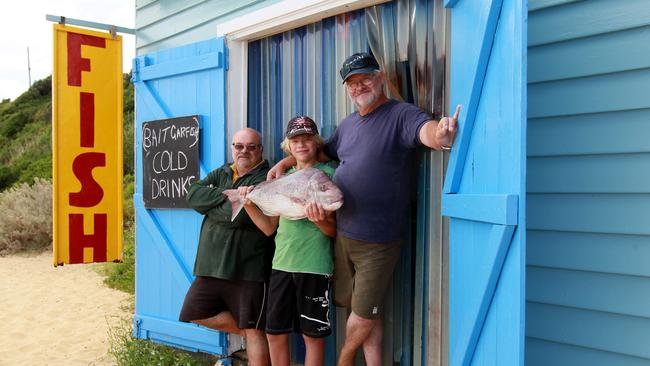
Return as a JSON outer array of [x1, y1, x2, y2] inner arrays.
[[528, 26, 650, 83], [452, 224, 516, 366], [527, 109, 650, 157], [527, 154, 650, 193], [528, 0, 650, 47], [527, 266, 650, 318], [443, 0, 503, 194], [139, 52, 223, 81], [527, 193, 650, 235], [528, 69, 650, 119], [135, 195, 194, 283], [526, 302, 650, 359], [135, 314, 225, 353], [442, 194, 518, 225], [526, 337, 650, 366], [527, 230, 650, 277]]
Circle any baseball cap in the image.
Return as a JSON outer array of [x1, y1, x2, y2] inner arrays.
[[339, 52, 380, 83], [286, 116, 319, 138]]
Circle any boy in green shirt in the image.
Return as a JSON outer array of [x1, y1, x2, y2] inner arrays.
[[239, 116, 337, 366]]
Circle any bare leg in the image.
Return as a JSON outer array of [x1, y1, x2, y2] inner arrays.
[[362, 320, 382, 366], [191, 311, 243, 336], [266, 333, 289, 366], [244, 329, 271, 366], [303, 335, 325, 366], [337, 312, 380, 366]]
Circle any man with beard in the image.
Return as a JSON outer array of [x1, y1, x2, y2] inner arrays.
[[268, 53, 460, 366], [180, 128, 274, 366]]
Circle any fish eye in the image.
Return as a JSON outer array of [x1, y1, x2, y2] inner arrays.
[[320, 184, 327, 192]]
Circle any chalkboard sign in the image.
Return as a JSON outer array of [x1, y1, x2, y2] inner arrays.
[[142, 115, 200, 208]]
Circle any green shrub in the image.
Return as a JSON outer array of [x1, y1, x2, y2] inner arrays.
[[1, 110, 30, 137], [0, 166, 18, 191], [108, 318, 218, 366], [0, 178, 52, 255]]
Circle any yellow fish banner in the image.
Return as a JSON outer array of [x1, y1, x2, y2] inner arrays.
[[52, 24, 123, 266]]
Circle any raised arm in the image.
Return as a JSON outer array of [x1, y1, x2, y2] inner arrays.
[[419, 104, 461, 150]]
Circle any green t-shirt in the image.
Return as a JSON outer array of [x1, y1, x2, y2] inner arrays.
[[272, 163, 336, 275]]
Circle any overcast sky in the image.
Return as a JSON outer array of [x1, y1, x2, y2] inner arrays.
[[0, 0, 135, 101]]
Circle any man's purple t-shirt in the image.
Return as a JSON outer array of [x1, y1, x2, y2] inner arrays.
[[324, 99, 431, 243]]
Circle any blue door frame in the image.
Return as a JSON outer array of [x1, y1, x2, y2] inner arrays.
[[442, 0, 527, 365]]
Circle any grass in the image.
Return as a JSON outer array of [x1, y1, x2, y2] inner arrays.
[[108, 318, 220, 366]]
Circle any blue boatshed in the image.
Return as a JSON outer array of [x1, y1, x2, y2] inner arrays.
[[131, 0, 650, 364]]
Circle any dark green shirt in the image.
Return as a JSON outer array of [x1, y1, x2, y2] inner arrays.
[[186, 161, 274, 282]]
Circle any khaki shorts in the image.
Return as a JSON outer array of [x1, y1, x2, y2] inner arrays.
[[334, 235, 402, 319]]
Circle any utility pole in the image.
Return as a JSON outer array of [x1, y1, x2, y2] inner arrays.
[[27, 47, 32, 88]]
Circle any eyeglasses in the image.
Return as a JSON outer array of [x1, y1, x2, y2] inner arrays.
[[232, 143, 261, 151], [345, 75, 376, 90]]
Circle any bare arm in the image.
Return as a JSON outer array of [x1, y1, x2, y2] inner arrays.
[[243, 203, 279, 236], [267, 150, 331, 180], [305, 203, 337, 237], [237, 186, 279, 236], [267, 156, 297, 180], [419, 104, 461, 150]]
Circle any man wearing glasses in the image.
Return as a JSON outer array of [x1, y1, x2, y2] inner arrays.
[[180, 128, 274, 366], [268, 53, 459, 366]]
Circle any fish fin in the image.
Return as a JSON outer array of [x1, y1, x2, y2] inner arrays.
[[222, 189, 244, 222]]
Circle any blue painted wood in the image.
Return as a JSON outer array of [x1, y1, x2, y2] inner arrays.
[[528, 0, 580, 12], [139, 52, 222, 81], [528, 154, 650, 193], [527, 266, 650, 317], [442, 0, 503, 195], [528, 69, 650, 119], [133, 37, 228, 354], [527, 109, 650, 157], [442, 194, 518, 225], [136, 0, 277, 53], [526, 302, 650, 359], [444, 0, 526, 365], [529, 26, 650, 83], [526, 338, 650, 366], [527, 230, 650, 277], [528, 0, 650, 47], [453, 224, 516, 366], [135, 196, 193, 282], [134, 314, 225, 354], [527, 193, 650, 235]]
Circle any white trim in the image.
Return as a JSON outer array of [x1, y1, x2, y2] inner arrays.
[[217, 0, 390, 41], [225, 39, 247, 150]]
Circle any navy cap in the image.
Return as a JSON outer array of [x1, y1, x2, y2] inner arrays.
[[339, 52, 380, 83]]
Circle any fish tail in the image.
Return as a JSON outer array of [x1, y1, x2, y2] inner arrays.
[[222, 189, 244, 222]]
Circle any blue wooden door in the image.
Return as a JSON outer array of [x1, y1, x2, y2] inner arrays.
[[441, 0, 526, 365], [132, 38, 228, 354]]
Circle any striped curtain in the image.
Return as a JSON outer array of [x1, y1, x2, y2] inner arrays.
[[247, 1, 446, 364]]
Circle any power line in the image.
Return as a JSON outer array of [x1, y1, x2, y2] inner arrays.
[[27, 47, 32, 88]]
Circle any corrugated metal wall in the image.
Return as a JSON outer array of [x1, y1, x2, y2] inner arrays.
[[526, 1, 650, 364], [135, 0, 282, 55]]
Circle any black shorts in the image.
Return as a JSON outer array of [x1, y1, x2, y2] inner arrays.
[[265, 270, 332, 338], [179, 276, 267, 330]]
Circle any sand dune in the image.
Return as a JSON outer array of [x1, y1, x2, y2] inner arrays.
[[0, 252, 132, 366]]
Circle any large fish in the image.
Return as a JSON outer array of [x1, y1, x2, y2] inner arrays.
[[223, 167, 344, 221]]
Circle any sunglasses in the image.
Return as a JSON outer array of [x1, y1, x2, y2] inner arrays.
[[232, 143, 261, 151]]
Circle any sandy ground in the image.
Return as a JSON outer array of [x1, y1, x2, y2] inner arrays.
[[0, 252, 132, 366]]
